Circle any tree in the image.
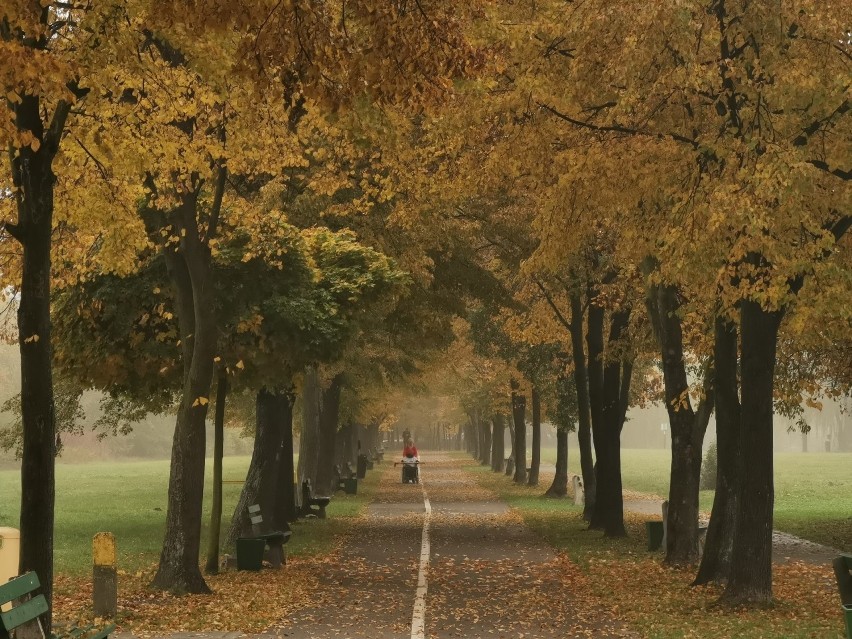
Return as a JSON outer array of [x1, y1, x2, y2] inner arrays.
[[0, 4, 91, 626]]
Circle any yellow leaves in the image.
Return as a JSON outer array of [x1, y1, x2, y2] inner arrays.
[[23, 334, 40, 343], [804, 398, 823, 411], [235, 360, 244, 370], [191, 396, 209, 407]]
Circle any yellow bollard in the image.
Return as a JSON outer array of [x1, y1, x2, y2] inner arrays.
[[92, 533, 117, 617]]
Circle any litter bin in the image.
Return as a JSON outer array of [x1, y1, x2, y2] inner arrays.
[[0, 528, 20, 612], [834, 555, 852, 638], [357, 454, 368, 479], [235, 537, 265, 571], [344, 477, 358, 495], [646, 521, 664, 551]]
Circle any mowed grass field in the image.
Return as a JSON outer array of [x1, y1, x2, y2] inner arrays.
[[542, 447, 852, 551], [0, 455, 380, 575]]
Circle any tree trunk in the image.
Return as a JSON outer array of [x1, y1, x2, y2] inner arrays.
[[528, 387, 541, 486], [152, 196, 218, 594], [593, 307, 631, 537], [204, 371, 228, 574], [587, 299, 607, 530], [512, 391, 527, 483], [506, 415, 516, 476], [570, 293, 596, 521], [479, 413, 492, 465], [647, 282, 714, 565], [544, 427, 569, 497], [226, 388, 286, 546], [722, 301, 782, 604], [10, 102, 59, 630], [695, 318, 741, 585], [273, 392, 298, 526], [297, 366, 321, 486], [491, 414, 505, 472], [316, 375, 343, 496]]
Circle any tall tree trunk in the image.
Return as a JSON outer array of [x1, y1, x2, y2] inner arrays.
[[506, 414, 516, 476], [528, 387, 541, 486], [297, 366, 321, 486], [647, 282, 714, 565], [205, 371, 228, 574], [695, 318, 741, 585], [512, 390, 527, 484], [226, 388, 286, 545], [316, 375, 343, 495], [9, 94, 63, 629], [723, 301, 782, 604], [570, 293, 596, 521], [544, 427, 569, 497], [587, 299, 607, 530], [595, 308, 631, 537], [479, 413, 492, 465], [152, 194, 219, 594], [273, 392, 298, 526], [491, 414, 505, 472]]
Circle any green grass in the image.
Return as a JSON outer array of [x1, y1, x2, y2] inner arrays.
[[0, 455, 380, 575], [540, 447, 852, 551]]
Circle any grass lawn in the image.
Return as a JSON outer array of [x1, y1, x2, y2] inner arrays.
[[0, 455, 380, 575], [540, 447, 852, 551], [468, 460, 848, 639]]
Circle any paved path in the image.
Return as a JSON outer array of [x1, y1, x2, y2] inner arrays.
[[115, 456, 840, 639], [247, 454, 633, 639]]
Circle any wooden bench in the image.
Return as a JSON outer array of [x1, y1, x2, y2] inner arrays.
[[300, 479, 331, 519], [1, 572, 114, 639], [247, 504, 292, 568]]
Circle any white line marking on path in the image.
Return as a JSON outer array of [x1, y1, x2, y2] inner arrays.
[[411, 470, 432, 639]]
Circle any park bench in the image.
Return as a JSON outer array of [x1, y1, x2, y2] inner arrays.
[[245, 504, 291, 568], [334, 464, 358, 495], [300, 479, 331, 519], [1, 572, 114, 639]]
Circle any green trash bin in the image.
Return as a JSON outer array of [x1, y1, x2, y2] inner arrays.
[[344, 477, 358, 495], [843, 604, 852, 639], [236, 537, 265, 571], [646, 521, 664, 551]]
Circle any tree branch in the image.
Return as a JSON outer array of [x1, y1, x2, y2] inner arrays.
[[792, 98, 849, 147], [205, 164, 227, 242], [2, 221, 24, 243], [806, 159, 851, 182], [534, 279, 572, 332], [538, 102, 701, 150]]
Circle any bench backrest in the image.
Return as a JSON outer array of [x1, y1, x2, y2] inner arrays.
[[0, 573, 48, 637], [248, 504, 264, 535]]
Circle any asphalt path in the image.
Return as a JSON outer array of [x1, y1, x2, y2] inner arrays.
[[267, 454, 634, 639]]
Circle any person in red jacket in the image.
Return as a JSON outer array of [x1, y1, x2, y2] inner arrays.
[[401, 439, 420, 483], [402, 440, 419, 459]]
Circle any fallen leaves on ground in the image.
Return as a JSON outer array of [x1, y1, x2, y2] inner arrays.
[[469, 457, 848, 639], [54, 558, 325, 636]]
